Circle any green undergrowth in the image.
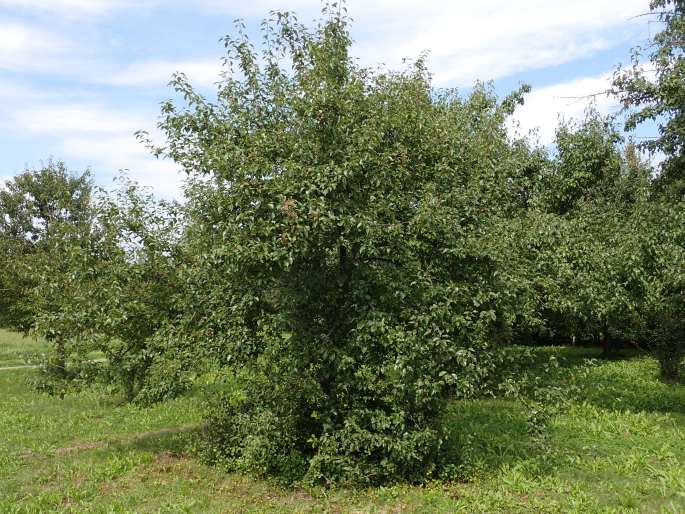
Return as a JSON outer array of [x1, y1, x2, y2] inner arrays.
[[1, 333, 685, 513]]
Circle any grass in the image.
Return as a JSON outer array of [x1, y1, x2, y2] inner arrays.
[[0, 329, 47, 366], [1, 334, 685, 513]]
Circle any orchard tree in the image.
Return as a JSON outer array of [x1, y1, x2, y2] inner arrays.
[[0, 161, 92, 375], [497, 107, 668, 365], [611, 0, 685, 375], [506, 113, 638, 349], [88, 179, 183, 401], [31, 177, 183, 401], [0, 161, 92, 246], [0, 161, 92, 330], [632, 200, 685, 380], [613, 0, 685, 196], [143, 6, 535, 485], [541, 110, 623, 215]]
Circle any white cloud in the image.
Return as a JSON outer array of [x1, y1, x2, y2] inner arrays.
[[0, 0, 650, 87], [0, 79, 52, 102], [193, 0, 648, 85], [510, 74, 618, 145], [352, 0, 646, 86], [194, 0, 316, 17], [0, 0, 654, 199], [0, 0, 151, 16], [0, 19, 221, 88], [0, 82, 182, 198], [61, 136, 183, 199], [99, 58, 223, 89], [14, 103, 149, 135], [0, 20, 71, 71]]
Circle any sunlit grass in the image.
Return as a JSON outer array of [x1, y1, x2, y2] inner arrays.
[[1, 330, 685, 513]]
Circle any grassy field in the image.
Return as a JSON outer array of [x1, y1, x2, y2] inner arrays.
[[0, 329, 47, 367], [1, 333, 685, 513]]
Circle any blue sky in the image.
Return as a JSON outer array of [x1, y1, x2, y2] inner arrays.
[[0, 0, 654, 198]]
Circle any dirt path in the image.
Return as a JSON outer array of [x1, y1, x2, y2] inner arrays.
[[0, 364, 40, 371], [0, 358, 106, 372]]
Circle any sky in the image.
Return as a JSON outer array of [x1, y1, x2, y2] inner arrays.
[[0, 0, 656, 198]]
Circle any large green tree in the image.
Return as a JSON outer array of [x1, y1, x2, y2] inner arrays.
[[144, 8, 537, 484]]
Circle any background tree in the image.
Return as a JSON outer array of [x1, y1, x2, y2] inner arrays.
[[31, 177, 183, 401], [540, 110, 623, 215], [0, 161, 93, 375], [612, 0, 685, 376], [88, 179, 182, 401], [632, 199, 685, 380], [612, 0, 685, 196]]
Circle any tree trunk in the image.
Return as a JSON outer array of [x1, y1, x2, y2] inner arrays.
[[49, 339, 67, 378], [601, 337, 612, 359], [659, 355, 682, 383]]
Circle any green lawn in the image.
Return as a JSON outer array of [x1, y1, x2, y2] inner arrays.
[[0, 329, 47, 367], [1, 332, 685, 513]]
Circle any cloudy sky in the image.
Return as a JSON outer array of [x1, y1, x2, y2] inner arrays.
[[0, 0, 653, 198]]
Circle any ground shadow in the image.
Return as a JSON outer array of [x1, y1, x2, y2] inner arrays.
[[523, 345, 685, 418], [111, 424, 202, 456], [439, 399, 536, 479]]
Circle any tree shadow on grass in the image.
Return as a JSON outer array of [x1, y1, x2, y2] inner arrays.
[[575, 360, 685, 417], [112, 424, 202, 457], [527, 346, 685, 418], [438, 399, 537, 480]]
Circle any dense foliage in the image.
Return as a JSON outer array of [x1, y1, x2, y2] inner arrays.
[[0, 162, 92, 332], [31, 178, 183, 400], [147, 9, 541, 485]]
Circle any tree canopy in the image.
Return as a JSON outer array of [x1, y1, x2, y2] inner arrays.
[[613, 0, 685, 196]]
